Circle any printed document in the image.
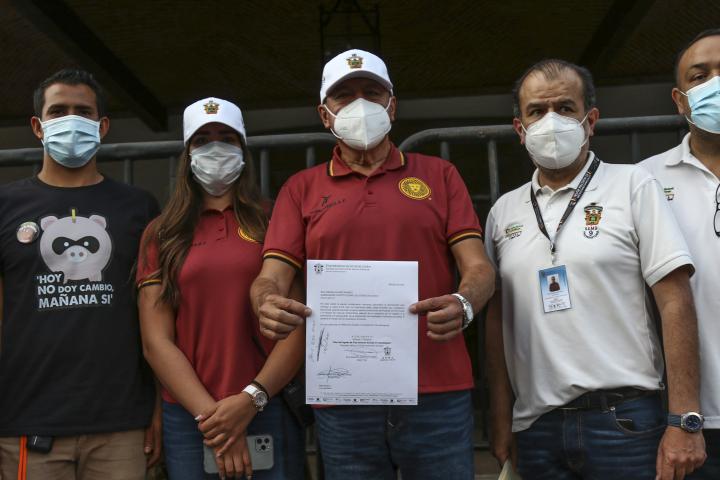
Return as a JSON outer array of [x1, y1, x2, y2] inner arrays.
[[305, 260, 418, 405]]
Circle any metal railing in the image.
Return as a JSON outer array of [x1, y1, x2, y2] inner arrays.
[[398, 114, 687, 204], [0, 132, 337, 197], [0, 115, 687, 203]]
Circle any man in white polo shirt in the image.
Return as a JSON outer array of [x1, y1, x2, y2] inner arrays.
[[485, 58, 706, 479], [641, 29, 720, 480]]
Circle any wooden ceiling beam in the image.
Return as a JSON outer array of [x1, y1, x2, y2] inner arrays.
[[12, 0, 168, 131], [579, 0, 657, 76]]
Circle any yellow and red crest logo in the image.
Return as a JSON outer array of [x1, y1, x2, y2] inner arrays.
[[204, 100, 220, 114], [583, 203, 603, 239], [398, 177, 431, 200], [346, 53, 363, 69]]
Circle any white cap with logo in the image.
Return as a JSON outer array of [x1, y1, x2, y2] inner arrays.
[[320, 49, 393, 102], [183, 97, 246, 144]]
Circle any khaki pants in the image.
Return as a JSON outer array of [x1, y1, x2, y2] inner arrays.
[[0, 430, 145, 480]]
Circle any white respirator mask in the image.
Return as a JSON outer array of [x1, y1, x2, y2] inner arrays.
[[522, 112, 589, 170], [325, 97, 392, 151], [190, 141, 245, 197]]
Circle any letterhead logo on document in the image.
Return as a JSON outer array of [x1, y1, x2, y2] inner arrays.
[[314, 264, 324, 274], [381, 344, 394, 361], [583, 203, 603, 239]]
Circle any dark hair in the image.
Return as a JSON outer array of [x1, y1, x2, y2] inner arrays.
[[33, 68, 107, 117], [138, 135, 268, 308], [674, 28, 720, 85], [512, 59, 596, 117]]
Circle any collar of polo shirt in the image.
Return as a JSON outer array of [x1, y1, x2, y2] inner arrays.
[[531, 152, 601, 196]]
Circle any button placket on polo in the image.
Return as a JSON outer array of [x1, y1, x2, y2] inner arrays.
[[215, 211, 228, 241], [364, 175, 378, 207]]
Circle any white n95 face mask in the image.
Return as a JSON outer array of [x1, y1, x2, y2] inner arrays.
[[325, 98, 392, 151], [522, 112, 589, 170], [190, 141, 245, 197]]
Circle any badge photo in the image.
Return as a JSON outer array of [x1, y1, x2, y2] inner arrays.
[[538, 265, 572, 313]]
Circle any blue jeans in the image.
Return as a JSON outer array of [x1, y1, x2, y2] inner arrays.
[[516, 394, 665, 479], [315, 390, 474, 480], [162, 397, 304, 480], [687, 428, 720, 479]]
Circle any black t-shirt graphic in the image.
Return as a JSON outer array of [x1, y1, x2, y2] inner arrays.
[[0, 177, 159, 436]]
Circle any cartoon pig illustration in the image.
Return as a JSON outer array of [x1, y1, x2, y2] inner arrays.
[[39, 211, 112, 283]]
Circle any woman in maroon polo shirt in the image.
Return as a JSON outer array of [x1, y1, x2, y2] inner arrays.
[[136, 97, 305, 480]]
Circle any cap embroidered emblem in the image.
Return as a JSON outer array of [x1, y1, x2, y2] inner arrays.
[[203, 100, 220, 114], [398, 177, 431, 200], [583, 203, 603, 238], [346, 53, 363, 69]]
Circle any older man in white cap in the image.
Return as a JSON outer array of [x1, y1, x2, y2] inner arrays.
[[250, 49, 495, 478]]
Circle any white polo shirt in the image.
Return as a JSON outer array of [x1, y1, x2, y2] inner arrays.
[[641, 133, 720, 429], [486, 152, 694, 432]]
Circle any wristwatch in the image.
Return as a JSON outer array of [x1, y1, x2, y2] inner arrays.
[[451, 293, 475, 330], [242, 384, 269, 412], [667, 412, 704, 433]]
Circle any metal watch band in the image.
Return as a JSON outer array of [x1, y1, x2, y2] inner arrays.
[[451, 293, 474, 330]]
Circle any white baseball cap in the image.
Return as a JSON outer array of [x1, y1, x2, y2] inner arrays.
[[320, 49, 393, 102], [182, 97, 246, 144]]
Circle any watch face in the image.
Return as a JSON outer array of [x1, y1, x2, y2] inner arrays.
[[255, 391, 269, 408], [683, 414, 703, 432]]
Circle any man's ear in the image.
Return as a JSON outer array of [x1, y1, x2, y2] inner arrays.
[[317, 104, 333, 129], [671, 87, 690, 116], [98, 117, 110, 140], [31, 116, 44, 141], [387, 96, 397, 122], [586, 107, 600, 137], [512, 117, 526, 145]]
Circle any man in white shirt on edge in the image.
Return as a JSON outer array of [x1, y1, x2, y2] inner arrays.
[[640, 29, 720, 480], [485, 58, 706, 479]]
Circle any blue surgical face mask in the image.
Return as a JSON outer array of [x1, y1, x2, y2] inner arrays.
[[40, 115, 101, 168], [681, 75, 720, 134]]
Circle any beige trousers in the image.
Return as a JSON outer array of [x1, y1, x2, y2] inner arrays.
[[0, 430, 145, 480]]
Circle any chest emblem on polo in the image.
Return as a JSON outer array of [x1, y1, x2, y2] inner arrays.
[[399, 177, 431, 200], [583, 203, 603, 239], [504, 223, 523, 240], [238, 228, 260, 243], [663, 187, 675, 201]]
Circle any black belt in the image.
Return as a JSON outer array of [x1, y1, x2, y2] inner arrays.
[[560, 387, 660, 411]]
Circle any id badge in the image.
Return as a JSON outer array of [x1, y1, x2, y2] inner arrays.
[[539, 265, 572, 313]]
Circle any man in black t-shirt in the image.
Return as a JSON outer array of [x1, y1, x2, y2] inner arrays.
[[0, 69, 161, 480]]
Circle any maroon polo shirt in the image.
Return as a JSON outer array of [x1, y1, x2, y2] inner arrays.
[[137, 207, 273, 403], [264, 144, 482, 393]]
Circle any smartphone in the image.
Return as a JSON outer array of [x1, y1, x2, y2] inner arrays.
[[26, 435, 53, 454], [203, 434, 274, 474]]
